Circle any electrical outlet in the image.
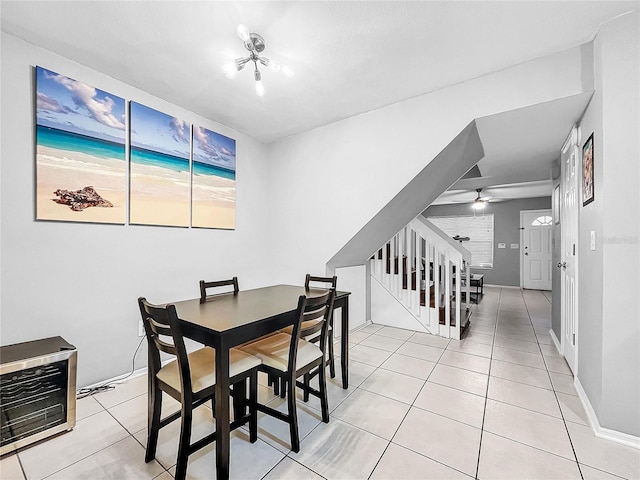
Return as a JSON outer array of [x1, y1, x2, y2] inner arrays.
[[138, 320, 145, 337]]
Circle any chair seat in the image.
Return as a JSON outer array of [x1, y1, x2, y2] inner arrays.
[[157, 347, 261, 393], [240, 333, 322, 372]]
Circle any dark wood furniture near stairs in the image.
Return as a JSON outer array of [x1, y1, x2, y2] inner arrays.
[[240, 290, 335, 452], [168, 284, 351, 480], [138, 297, 260, 480]]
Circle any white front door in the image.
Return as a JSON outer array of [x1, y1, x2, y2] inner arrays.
[[522, 210, 553, 290], [559, 129, 579, 374]]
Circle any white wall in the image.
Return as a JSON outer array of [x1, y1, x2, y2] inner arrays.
[[266, 46, 587, 286], [0, 34, 271, 387], [333, 265, 367, 331], [576, 11, 640, 438]]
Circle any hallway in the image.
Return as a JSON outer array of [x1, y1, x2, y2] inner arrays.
[[3, 288, 639, 479]]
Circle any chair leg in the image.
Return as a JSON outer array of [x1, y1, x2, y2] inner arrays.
[[174, 403, 193, 480], [249, 371, 258, 443], [280, 377, 286, 398], [286, 376, 300, 452], [318, 363, 330, 423], [328, 332, 336, 379], [273, 374, 280, 396], [303, 372, 310, 402], [232, 378, 247, 421], [145, 383, 162, 463]]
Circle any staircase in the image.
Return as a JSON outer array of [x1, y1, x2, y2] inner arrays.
[[370, 217, 472, 340]]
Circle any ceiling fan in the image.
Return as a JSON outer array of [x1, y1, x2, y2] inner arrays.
[[472, 188, 493, 210]]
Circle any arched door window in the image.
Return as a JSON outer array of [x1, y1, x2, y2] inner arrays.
[[531, 215, 552, 226]]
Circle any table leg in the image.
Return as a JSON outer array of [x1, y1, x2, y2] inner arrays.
[[339, 297, 349, 389], [214, 340, 231, 480]]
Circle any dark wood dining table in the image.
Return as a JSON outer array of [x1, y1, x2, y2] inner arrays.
[[171, 284, 351, 480]]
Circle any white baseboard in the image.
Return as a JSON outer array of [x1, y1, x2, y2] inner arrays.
[[574, 377, 640, 449], [79, 366, 147, 392], [549, 328, 562, 355], [484, 283, 520, 289]]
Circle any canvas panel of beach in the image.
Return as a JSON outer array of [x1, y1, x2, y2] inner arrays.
[[129, 102, 190, 227], [192, 126, 236, 229], [36, 66, 126, 224]]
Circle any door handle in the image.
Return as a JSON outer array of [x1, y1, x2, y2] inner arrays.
[[557, 262, 567, 269]]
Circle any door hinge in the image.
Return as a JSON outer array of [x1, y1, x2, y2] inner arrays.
[[572, 333, 575, 345], [573, 244, 576, 256]]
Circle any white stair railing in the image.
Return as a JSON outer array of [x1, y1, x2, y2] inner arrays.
[[370, 217, 472, 339]]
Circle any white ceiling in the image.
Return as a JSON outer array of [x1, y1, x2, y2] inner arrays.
[[2, 1, 637, 206], [1, 1, 636, 145]]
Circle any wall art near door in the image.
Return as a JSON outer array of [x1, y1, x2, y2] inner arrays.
[[582, 133, 594, 206], [129, 102, 190, 227], [192, 126, 236, 229], [35, 66, 126, 223]]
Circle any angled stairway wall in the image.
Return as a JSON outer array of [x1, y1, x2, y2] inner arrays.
[[267, 44, 592, 331], [268, 44, 590, 277]]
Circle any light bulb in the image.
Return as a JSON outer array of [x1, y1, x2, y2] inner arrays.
[[281, 65, 295, 78], [237, 24, 251, 43], [261, 57, 281, 72], [222, 63, 237, 78], [472, 201, 485, 210], [255, 79, 265, 97]]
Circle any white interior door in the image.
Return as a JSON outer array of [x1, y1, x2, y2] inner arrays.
[[560, 129, 579, 374], [522, 210, 553, 290]]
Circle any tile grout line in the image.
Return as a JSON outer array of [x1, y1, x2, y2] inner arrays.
[[521, 290, 585, 480], [367, 334, 472, 480], [473, 286, 501, 479]]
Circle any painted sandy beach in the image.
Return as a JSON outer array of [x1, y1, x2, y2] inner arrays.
[[192, 170, 236, 229], [192, 126, 236, 229], [37, 144, 126, 224], [129, 151, 191, 227], [129, 102, 191, 227]]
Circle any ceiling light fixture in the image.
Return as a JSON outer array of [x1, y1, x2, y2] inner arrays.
[[472, 188, 486, 210], [222, 24, 294, 97]]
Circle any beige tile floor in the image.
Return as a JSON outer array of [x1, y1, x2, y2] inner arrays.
[[3, 287, 639, 479]]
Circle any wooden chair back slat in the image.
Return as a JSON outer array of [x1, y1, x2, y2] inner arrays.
[[287, 290, 335, 375], [199, 277, 239, 303], [138, 297, 192, 393], [304, 274, 337, 290]]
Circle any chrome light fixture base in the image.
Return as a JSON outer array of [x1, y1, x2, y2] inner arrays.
[[223, 24, 294, 96]]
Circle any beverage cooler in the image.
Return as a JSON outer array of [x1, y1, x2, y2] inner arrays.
[[1, 337, 77, 455]]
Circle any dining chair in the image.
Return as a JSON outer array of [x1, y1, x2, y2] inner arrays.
[[305, 274, 338, 379], [281, 275, 338, 383], [199, 277, 239, 303], [240, 290, 335, 452], [138, 297, 261, 480]]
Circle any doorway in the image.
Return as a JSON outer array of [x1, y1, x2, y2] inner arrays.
[[558, 128, 580, 374], [521, 209, 553, 290]]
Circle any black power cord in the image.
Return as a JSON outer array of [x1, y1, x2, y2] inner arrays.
[[76, 335, 145, 399]]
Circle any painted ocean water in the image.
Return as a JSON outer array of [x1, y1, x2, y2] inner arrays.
[[37, 125, 125, 160], [193, 161, 236, 181], [130, 146, 189, 173]]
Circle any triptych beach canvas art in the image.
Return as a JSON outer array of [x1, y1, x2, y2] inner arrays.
[[36, 66, 127, 224], [35, 66, 236, 229]]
